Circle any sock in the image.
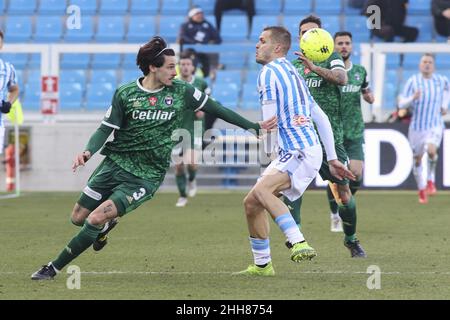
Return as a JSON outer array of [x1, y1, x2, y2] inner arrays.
[[274, 213, 305, 245], [175, 174, 187, 197], [349, 177, 362, 195], [338, 196, 357, 240], [52, 222, 102, 271], [427, 155, 438, 182], [326, 185, 339, 214], [188, 167, 197, 182], [284, 196, 302, 228], [413, 163, 426, 190], [249, 237, 271, 266]]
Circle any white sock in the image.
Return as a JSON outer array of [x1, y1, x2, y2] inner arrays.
[[413, 163, 426, 190], [249, 237, 271, 266], [275, 213, 305, 245], [427, 155, 438, 182]]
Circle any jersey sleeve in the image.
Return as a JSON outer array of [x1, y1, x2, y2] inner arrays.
[[328, 52, 345, 72], [7, 63, 17, 88], [101, 89, 125, 130], [185, 82, 209, 111]]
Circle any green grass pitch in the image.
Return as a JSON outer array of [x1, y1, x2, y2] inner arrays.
[[1, 190, 450, 300]]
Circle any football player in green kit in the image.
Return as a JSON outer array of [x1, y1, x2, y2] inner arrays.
[[333, 31, 374, 229], [173, 51, 211, 207], [31, 36, 277, 280], [288, 15, 367, 258]]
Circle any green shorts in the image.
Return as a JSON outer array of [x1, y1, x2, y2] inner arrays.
[[77, 157, 164, 216], [344, 136, 365, 161], [319, 143, 349, 185]]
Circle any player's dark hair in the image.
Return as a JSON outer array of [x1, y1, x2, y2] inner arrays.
[[136, 36, 175, 75], [0, 30, 4, 40], [299, 15, 322, 33], [334, 31, 353, 40], [179, 50, 194, 61], [263, 26, 291, 54]]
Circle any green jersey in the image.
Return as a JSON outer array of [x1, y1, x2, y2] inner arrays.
[[179, 76, 210, 138], [100, 78, 209, 180], [293, 52, 346, 144], [341, 63, 369, 140]]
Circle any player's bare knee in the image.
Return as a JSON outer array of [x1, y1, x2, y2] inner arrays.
[[71, 203, 90, 226], [339, 186, 352, 204], [243, 193, 259, 214]]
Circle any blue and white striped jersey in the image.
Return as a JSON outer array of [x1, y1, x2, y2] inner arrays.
[[258, 57, 320, 151], [0, 59, 17, 127], [401, 73, 449, 131]]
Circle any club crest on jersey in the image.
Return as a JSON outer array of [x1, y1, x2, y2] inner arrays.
[[149, 96, 158, 106], [164, 96, 173, 106], [293, 115, 310, 126], [355, 73, 361, 81], [304, 67, 311, 75]]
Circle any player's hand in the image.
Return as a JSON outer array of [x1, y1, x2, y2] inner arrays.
[[258, 116, 277, 131], [294, 51, 316, 71], [413, 90, 421, 101], [72, 151, 91, 172], [363, 91, 375, 104], [0, 100, 12, 114], [328, 159, 356, 181]]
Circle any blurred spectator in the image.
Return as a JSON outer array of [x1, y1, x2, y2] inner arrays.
[[432, 0, 450, 37], [365, 0, 419, 42], [214, 0, 255, 38], [179, 7, 221, 78]]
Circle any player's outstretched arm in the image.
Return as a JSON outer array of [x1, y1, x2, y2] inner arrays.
[[294, 51, 347, 85], [201, 98, 277, 134], [72, 124, 113, 172]]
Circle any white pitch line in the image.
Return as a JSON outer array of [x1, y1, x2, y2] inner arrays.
[[3, 270, 450, 275]]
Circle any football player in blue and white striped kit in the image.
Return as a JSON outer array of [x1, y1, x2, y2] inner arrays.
[[0, 30, 20, 155], [399, 53, 449, 204], [235, 26, 354, 276]]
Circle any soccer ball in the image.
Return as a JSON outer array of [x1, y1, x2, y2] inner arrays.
[[300, 28, 334, 63]]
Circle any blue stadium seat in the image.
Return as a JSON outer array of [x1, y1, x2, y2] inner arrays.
[[34, 16, 63, 43], [15, 69, 24, 88], [408, 0, 431, 15], [406, 16, 433, 42], [122, 54, 138, 68], [210, 84, 239, 107], [283, 0, 312, 15], [282, 16, 301, 38], [315, 0, 342, 15], [67, 0, 97, 15], [95, 16, 125, 42], [240, 84, 259, 110], [26, 69, 41, 85], [255, 0, 282, 15], [250, 15, 280, 41], [22, 83, 41, 110], [435, 54, 450, 69], [0, 53, 28, 69], [386, 54, 401, 69], [343, 16, 370, 42], [158, 15, 186, 42], [127, 16, 156, 42], [320, 16, 341, 36], [122, 69, 142, 84], [7, 0, 36, 14], [90, 70, 118, 87], [28, 53, 41, 69], [343, 0, 364, 15], [60, 70, 87, 86], [383, 81, 398, 109], [402, 53, 424, 69], [59, 82, 84, 110], [60, 53, 91, 69], [130, 0, 159, 15], [64, 15, 95, 42], [5, 16, 33, 42], [91, 54, 121, 69], [191, 0, 215, 15], [220, 16, 248, 42], [160, 0, 189, 15], [37, 0, 67, 15], [0, 0, 5, 14], [214, 71, 242, 90], [99, 0, 129, 14], [219, 52, 247, 70], [86, 83, 115, 110], [244, 71, 259, 85]]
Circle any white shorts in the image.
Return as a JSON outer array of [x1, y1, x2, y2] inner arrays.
[[408, 126, 443, 156], [262, 144, 323, 202], [0, 127, 5, 155]]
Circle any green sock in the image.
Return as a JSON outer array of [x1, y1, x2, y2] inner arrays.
[[338, 195, 357, 239], [349, 178, 362, 195], [284, 196, 302, 228], [52, 222, 102, 271], [187, 167, 197, 182], [175, 174, 187, 197], [326, 184, 339, 214]]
